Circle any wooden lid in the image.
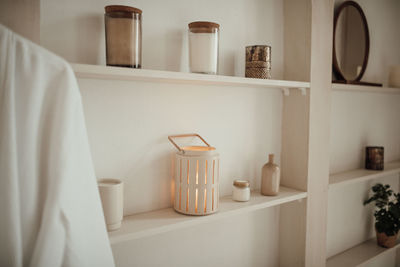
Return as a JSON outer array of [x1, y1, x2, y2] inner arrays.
[[105, 5, 142, 14], [188, 21, 220, 29], [233, 180, 250, 188]]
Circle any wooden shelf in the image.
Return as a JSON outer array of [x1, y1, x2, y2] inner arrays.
[[71, 64, 310, 95], [108, 186, 307, 244], [332, 83, 400, 94], [327, 238, 400, 267], [329, 161, 400, 187]]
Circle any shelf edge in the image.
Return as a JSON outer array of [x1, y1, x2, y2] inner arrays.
[[71, 63, 310, 90], [109, 188, 307, 245], [329, 161, 400, 188], [326, 238, 400, 267], [332, 83, 400, 94]]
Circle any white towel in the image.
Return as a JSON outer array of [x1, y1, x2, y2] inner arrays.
[[0, 24, 115, 267]]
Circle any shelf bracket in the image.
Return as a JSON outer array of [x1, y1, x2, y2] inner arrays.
[[298, 87, 307, 96], [282, 88, 290, 96]]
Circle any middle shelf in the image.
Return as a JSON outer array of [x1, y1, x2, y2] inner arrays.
[[108, 186, 307, 245], [329, 161, 400, 188]]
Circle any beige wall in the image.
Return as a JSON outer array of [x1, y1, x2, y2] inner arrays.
[[0, 0, 40, 43]]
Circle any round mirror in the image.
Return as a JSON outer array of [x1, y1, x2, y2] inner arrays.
[[333, 1, 369, 82]]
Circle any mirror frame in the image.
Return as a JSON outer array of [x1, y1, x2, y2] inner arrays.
[[332, 1, 370, 83]]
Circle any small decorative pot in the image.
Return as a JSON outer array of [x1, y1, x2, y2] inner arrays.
[[376, 230, 398, 248], [245, 45, 271, 79], [365, 146, 384, 170]]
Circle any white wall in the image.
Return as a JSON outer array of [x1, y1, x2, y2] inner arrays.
[[40, 0, 284, 78], [328, 91, 400, 260], [111, 207, 280, 267], [330, 92, 400, 174], [327, 175, 399, 258], [79, 78, 283, 215]]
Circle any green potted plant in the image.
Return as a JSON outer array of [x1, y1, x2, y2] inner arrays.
[[364, 183, 400, 248]]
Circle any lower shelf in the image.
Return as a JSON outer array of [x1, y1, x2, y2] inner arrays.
[[326, 238, 400, 267], [108, 186, 307, 245]]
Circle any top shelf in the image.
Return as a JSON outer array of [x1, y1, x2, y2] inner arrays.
[[71, 64, 310, 94], [332, 83, 400, 94]]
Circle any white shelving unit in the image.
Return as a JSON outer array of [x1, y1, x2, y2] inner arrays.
[[328, 81, 400, 266], [327, 238, 400, 267], [108, 187, 306, 244], [71, 64, 310, 95], [72, 58, 313, 265], [329, 161, 400, 187], [332, 83, 400, 94]]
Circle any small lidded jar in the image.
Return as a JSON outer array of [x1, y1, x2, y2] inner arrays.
[[104, 5, 142, 68], [188, 21, 219, 74], [232, 180, 250, 202]]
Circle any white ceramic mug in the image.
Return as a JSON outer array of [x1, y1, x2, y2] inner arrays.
[[98, 178, 124, 231]]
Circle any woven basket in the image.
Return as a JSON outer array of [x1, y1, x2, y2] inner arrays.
[[246, 67, 271, 79], [245, 45, 271, 79]]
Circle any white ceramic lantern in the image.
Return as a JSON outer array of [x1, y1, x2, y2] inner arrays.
[[168, 134, 219, 216]]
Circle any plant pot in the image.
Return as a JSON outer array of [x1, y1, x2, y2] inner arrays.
[[376, 230, 398, 248]]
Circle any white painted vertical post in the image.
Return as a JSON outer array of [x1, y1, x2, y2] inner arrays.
[[305, 0, 334, 266], [280, 1, 312, 265]]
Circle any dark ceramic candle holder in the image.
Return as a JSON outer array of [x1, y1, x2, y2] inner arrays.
[[365, 146, 384, 170]]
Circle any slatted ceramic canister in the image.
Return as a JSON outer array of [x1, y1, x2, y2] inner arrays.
[[168, 134, 219, 216]]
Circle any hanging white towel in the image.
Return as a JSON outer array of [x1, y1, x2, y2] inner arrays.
[[0, 24, 115, 267]]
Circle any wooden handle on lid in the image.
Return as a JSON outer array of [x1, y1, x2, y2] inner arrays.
[[168, 133, 211, 152]]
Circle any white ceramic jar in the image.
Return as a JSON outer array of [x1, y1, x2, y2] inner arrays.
[[232, 180, 250, 202], [188, 21, 219, 74]]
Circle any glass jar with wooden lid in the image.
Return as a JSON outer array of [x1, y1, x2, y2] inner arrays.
[[104, 5, 142, 68], [188, 21, 220, 74], [232, 180, 250, 202]]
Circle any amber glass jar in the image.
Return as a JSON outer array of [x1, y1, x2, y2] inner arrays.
[[104, 5, 142, 68]]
